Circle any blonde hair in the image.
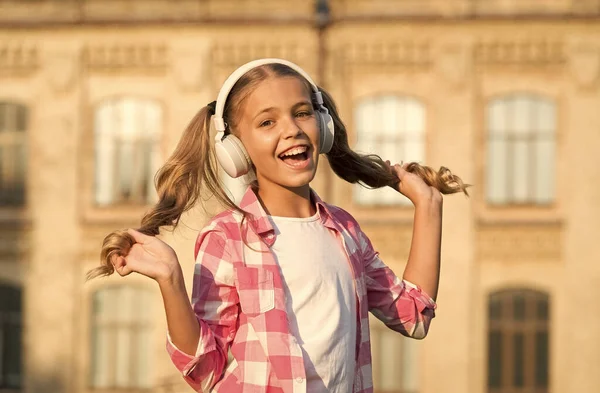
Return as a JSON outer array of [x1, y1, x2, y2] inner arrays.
[[87, 63, 469, 280]]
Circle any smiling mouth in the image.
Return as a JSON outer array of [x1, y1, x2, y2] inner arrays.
[[278, 146, 311, 168]]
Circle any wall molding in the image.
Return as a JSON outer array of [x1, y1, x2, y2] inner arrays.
[[477, 222, 562, 262], [0, 42, 39, 75], [83, 43, 168, 72]]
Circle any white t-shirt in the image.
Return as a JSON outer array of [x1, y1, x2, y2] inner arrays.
[[269, 212, 357, 393]]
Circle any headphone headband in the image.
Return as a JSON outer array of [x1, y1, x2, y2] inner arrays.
[[213, 58, 323, 132]]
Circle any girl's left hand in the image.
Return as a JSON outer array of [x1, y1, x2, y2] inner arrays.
[[385, 161, 443, 207]]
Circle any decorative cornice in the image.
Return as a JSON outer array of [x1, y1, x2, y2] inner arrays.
[[0, 43, 39, 74], [83, 43, 168, 71], [477, 222, 562, 262], [212, 42, 309, 67], [340, 41, 432, 67], [475, 39, 565, 65]]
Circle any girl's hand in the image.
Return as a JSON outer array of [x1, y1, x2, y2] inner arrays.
[[111, 229, 181, 285], [385, 161, 443, 207]]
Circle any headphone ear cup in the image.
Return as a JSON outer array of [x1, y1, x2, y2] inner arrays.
[[317, 111, 335, 154], [215, 134, 251, 178]]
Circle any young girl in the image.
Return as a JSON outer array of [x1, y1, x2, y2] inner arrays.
[[88, 58, 468, 393]]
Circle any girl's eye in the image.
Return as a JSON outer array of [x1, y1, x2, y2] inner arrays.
[[296, 111, 311, 118], [259, 120, 273, 127]]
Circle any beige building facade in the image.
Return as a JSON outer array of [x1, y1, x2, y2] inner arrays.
[[1, 1, 600, 393]]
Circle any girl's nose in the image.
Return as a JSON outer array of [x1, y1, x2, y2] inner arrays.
[[282, 117, 303, 138]]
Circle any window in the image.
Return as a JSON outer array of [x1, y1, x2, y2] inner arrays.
[[91, 286, 154, 389], [370, 316, 419, 393], [94, 98, 162, 206], [0, 102, 27, 206], [486, 95, 556, 205], [488, 289, 549, 393], [354, 96, 425, 206], [0, 284, 22, 389]]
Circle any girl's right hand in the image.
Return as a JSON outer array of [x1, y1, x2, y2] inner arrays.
[[111, 228, 180, 284]]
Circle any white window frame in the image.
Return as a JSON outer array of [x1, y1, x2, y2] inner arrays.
[[90, 285, 154, 389], [353, 95, 426, 206], [486, 94, 556, 205], [94, 98, 162, 206]]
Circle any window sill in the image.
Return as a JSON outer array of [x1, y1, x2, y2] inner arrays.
[[477, 203, 561, 225]]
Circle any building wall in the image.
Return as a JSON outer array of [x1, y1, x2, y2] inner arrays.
[[0, 1, 599, 393]]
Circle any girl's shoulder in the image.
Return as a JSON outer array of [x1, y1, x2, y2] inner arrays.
[[319, 201, 363, 233], [201, 207, 244, 235]]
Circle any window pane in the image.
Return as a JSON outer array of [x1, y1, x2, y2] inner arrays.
[[488, 331, 502, 388], [5, 317, 22, 388], [0, 103, 28, 206], [487, 138, 508, 204], [135, 328, 153, 388], [535, 139, 555, 204], [511, 139, 529, 202], [91, 326, 110, 388], [513, 293, 526, 321], [379, 329, 401, 390], [16, 106, 27, 132], [405, 100, 425, 134], [512, 97, 532, 135], [115, 327, 132, 387], [535, 331, 549, 387], [380, 96, 399, 136], [489, 296, 502, 320], [513, 333, 524, 387], [402, 335, 419, 392], [0, 285, 22, 389]]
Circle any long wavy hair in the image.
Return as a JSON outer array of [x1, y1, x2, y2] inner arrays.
[[87, 63, 469, 280]]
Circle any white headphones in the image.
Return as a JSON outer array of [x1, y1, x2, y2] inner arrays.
[[212, 58, 335, 178]]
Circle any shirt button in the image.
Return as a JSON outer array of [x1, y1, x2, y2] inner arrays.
[[295, 377, 304, 383]]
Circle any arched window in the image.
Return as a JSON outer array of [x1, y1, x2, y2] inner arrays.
[[370, 315, 420, 393], [0, 283, 22, 389], [94, 98, 162, 206], [488, 289, 549, 393], [0, 102, 28, 206], [486, 95, 556, 205], [91, 285, 154, 389], [354, 96, 425, 206]]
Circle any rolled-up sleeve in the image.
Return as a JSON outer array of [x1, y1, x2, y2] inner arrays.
[[359, 228, 437, 339], [166, 228, 239, 391]]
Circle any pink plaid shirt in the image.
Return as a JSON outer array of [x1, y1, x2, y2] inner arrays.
[[167, 187, 437, 393]]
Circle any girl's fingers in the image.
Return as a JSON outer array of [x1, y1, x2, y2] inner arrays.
[[393, 163, 408, 179], [111, 255, 131, 276]]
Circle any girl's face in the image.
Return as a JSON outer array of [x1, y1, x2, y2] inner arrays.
[[236, 76, 320, 192]]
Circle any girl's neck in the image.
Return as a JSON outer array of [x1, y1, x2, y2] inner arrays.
[[256, 183, 316, 218]]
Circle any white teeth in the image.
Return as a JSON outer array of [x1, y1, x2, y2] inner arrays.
[[280, 146, 308, 157]]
